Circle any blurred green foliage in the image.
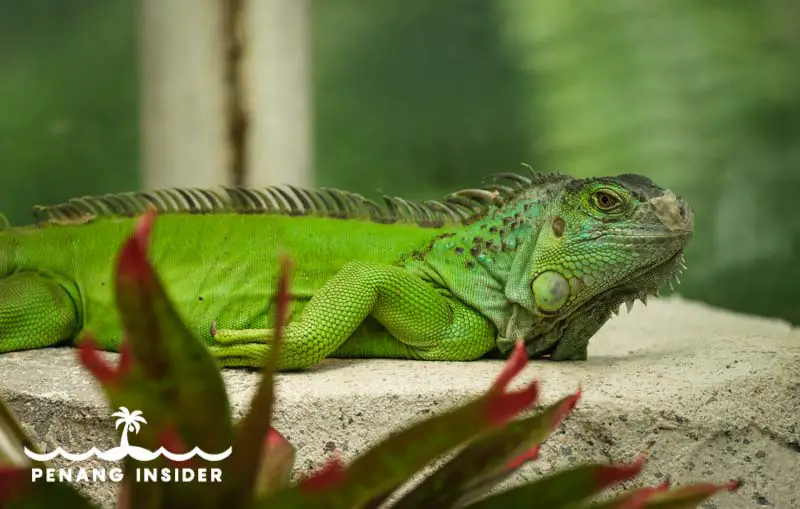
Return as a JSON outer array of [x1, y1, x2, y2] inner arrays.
[[0, 0, 138, 217], [313, 0, 533, 198], [0, 0, 797, 323]]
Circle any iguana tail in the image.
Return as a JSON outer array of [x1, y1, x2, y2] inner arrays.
[[0, 213, 8, 230]]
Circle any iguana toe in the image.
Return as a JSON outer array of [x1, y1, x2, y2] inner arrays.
[[208, 343, 270, 367], [210, 324, 273, 344]]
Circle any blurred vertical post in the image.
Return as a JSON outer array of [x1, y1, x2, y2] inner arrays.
[[139, 0, 231, 188], [242, 0, 312, 187], [139, 0, 312, 190]]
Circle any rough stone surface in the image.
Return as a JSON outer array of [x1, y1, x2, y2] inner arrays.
[[0, 297, 798, 508]]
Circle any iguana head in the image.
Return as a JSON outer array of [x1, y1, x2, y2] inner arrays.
[[401, 170, 692, 361], [517, 173, 693, 359]]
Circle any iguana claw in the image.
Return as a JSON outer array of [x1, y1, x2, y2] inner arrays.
[[208, 325, 274, 367]]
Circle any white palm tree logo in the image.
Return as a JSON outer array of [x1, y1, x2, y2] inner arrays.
[[23, 406, 233, 462], [111, 407, 147, 448]]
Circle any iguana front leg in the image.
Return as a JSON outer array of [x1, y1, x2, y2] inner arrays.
[[0, 272, 78, 353], [209, 261, 497, 370]]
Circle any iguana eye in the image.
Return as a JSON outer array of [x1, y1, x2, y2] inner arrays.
[[591, 189, 622, 212]]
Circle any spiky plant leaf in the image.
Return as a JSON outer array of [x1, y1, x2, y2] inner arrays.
[[585, 479, 741, 509], [225, 256, 292, 506], [391, 391, 580, 508], [253, 428, 296, 497], [584, 483, 673, 509], [466, 456, 647, 508], [639, 480, 742, 509], [262, 340, 541, 509], [113, 209, 233, 452], [78, 209, 234, 508]]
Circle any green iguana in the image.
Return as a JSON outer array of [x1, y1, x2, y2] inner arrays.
[[0, 170, 692, 370]]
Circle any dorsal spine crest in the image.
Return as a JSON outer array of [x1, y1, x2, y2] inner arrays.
[[29, 168, 572, 229]]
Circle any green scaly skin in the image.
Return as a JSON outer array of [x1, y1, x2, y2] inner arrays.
[[0, 170, 693, 370]]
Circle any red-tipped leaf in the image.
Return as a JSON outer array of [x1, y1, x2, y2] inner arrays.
[[297, 456, 346, 493], [640, 479, 742, 508], [391, 390, 580, 509], [467, 457, 648, 508], [485, 341, 540, 425], [77, 335, 125, 386], [254, 428, 297, 496], [505, 444, 541, 471], [116, 206, 156, 286], [266, 340, 545, 509], [101, 211, 234, 507], [226, 257, 293, 505]]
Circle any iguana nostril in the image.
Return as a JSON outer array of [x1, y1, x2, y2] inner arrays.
[[532, 271, 570, 312]]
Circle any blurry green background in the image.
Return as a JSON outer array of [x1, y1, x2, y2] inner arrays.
[[0, 1, 797, 323]]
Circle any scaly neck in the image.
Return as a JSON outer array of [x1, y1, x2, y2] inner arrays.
[[402, 186, 560, 336]]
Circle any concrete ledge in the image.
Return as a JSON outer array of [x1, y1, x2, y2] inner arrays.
[[1, 297, 798, 508]]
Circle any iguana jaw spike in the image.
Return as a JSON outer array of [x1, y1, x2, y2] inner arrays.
[[625, 299, 635, 313], [605, 249, 688, 318], [652, 252, 688, 297]]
